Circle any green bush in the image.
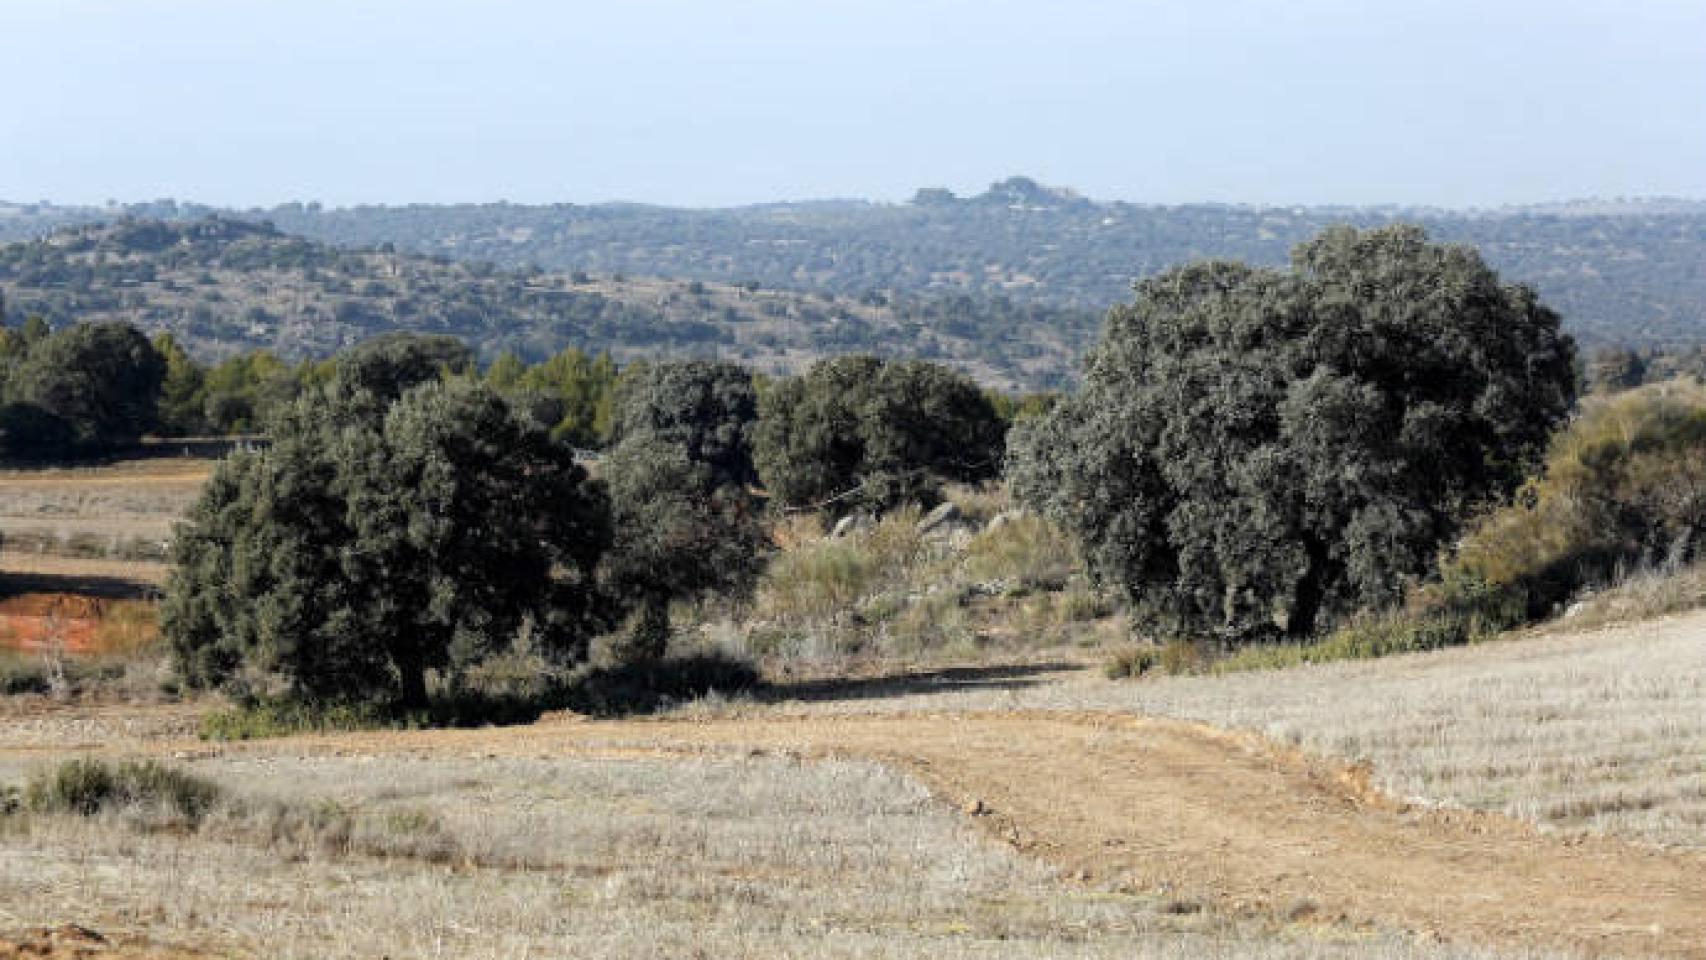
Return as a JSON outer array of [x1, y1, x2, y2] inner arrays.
[[22, 758, 221, 821], [1011, 225, 1575, 645], [200, 700, 420, 741], [1211, 576, 1527, 673]]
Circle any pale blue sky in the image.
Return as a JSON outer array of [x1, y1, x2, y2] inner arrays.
[[6, 0, 1704, 208]]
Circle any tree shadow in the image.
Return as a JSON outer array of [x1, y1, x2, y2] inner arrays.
[[758, 661, 1074, 706], [0, 571, 160, 601]]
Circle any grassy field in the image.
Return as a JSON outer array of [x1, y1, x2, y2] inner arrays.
[[0, 457, 210, 574], [0, 749, 1553, 960], [730, 610, 1706, 852]]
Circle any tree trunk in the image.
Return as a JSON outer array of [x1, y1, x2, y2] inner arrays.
[[630, 596, 671, 663], [397, 657, 430, 711], [1288, 538, 1334, 640]]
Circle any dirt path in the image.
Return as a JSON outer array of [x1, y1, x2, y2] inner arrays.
[[40, 709, 1688, 960]]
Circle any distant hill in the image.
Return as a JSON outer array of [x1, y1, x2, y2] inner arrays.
[[6, 178, 1706, 349], [0, 218, 1097, 390]]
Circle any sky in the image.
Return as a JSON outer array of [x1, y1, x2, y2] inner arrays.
[[5, 0, 1704, 210]]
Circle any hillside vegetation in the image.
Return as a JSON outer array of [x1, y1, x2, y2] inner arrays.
[[6, 178, 1705, 349], [0, 218, 1096, 390]]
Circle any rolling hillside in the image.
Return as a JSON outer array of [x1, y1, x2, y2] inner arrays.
[[8, 179, 1704, 350], [0, 218, 1097, 390]]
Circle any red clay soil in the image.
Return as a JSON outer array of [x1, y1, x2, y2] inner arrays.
[[0, 594, 107, 655]]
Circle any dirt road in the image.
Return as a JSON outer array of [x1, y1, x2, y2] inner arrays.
[[28, 708, 1690, 959]]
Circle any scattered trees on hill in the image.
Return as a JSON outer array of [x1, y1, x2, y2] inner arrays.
[[755, 355, 1006, 515], [1012, 226, 1577, 645]]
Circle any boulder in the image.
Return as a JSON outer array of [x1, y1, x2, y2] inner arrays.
[[916, 501, 963, 535], [830, 514, 873, 539]]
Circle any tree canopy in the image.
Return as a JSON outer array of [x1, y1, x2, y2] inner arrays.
[[163, 379, 610, 707], [7, 321, 165, 450], [1011, 225, 1577, 644], [609, 359, 760, 487], [754, 355, 1006, 515]]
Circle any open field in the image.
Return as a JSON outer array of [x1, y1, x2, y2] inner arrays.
[[0, 749, 1539, 960], [4, 608, 1706, 958], [1, 459, 1703, 958], [720, 612, 1706, 853], [0, 457, 210, 577]]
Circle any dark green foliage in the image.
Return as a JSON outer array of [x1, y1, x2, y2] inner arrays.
[[0, 402, 76, 460], [163, 379, 611, 707], [598, 359, 768, 662], [331, 331, 474, 401], [7, 321, 166, 450], [153, 332, 208, 434], [200, 350, 300, 434], [599, 436, 768, 661], [754, 356, 1006, 514], [1012, 225, 1577, 645], [490, 346, 619, 447], [22, 758, 222, 822], [610, 359, 759, 486]]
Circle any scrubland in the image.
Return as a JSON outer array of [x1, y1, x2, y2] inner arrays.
[[4, 459, 1705, 958]]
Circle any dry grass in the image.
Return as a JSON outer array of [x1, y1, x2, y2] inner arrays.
[[728, 493, 1118, 667], [0, 458, 211, 564], [0, 753, 1532, 960], [745, 611, 1706, 851]]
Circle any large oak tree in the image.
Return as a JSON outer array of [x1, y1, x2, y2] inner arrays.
[[1010, 226, 1577, 644]]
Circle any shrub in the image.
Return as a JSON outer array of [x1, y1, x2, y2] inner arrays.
[[1104, 647, 1158, 679], [200, 700, 419, 741], [964, 512, 1077, 590], [1211, 576, 1526, 673], [1452, 380, 1706, 617], [600, 435, 767, 663], [164, 380, 611, 709], [22, 758, 221, 821]]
